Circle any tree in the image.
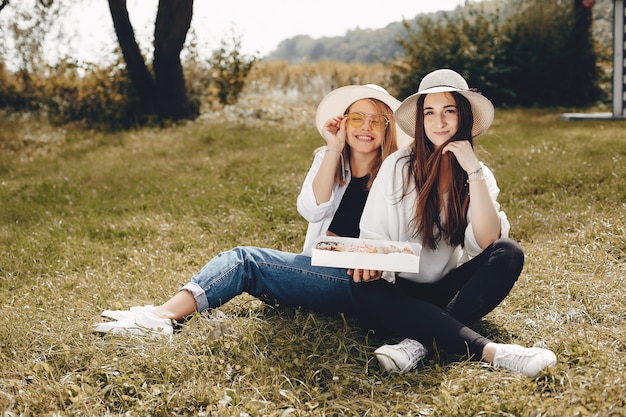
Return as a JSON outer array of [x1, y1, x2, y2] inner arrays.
[[500, 0, 602, 106], [569, 0, 602, 105], [391, 5, 509, 103], [1, 0, 258, 128], [391, 0, 603, 107], [107, 0, 198, 121]]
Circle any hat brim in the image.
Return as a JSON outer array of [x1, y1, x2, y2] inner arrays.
[[395, 87, 494, 139], [316, 85, 413, 148]]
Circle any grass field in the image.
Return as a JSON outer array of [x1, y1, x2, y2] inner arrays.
[[1, 103, 625, 415]]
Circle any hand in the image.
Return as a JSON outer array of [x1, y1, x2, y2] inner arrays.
[[348, 268, 382, 283], [442, 140, 480, 173], [322, 116, 347, 151]]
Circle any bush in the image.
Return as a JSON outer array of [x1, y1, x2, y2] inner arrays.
[[207, 35, 258, 106], [41, 59, 145, 130], [391, 4, 511, 103], [391, 0, 606, 107], [0, 58, 145, 131]]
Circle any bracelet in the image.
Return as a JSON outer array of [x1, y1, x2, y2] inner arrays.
[[325, 148, 342, 154], [467, 166, 482, 176], [467, 175, 486, 184]]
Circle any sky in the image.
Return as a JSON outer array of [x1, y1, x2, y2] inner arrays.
[[65, 0, 466, 63]]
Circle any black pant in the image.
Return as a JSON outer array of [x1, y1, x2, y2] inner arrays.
[[354, 238, 524, 360]]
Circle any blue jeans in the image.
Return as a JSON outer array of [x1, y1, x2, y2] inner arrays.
[[181, 246, 357, 315]]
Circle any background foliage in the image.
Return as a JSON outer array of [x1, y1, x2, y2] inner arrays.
[[268, 0, 613, 65], [0, 0, 614, 131], [391, 0, 606, 107]]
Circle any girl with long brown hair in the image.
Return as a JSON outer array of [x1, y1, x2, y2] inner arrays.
[[352, 69, 557, 377]]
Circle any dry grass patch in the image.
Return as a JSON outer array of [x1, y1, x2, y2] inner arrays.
[[1, 103, 625, 415]]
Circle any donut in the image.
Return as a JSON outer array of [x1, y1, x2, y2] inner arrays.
[[348, 244, 378, 253], [382, 243, 414, 255], [315, 241, 346, 251]]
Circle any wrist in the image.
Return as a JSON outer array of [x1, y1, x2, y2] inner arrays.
[[467, 175, 486, 184], [467, 166, 482, 176]]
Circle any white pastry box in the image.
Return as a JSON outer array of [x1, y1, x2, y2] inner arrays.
[[311, 236, 420, 273]]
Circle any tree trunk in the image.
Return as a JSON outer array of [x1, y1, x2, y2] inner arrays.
[[571, 0, 600, 105], [153, 0, 197, 120], [107, 0, 156, 115]]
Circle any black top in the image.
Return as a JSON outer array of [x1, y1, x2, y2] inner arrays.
[[328, 175, 370, 238]]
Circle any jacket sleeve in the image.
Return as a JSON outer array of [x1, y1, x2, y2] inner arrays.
[[297, 149, 339, 223]]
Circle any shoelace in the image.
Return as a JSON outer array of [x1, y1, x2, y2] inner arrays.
[[393, 340, 426, 362]]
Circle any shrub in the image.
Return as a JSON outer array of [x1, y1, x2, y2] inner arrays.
[[207, 34, 258, 106]]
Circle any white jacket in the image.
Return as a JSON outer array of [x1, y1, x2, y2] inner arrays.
[[297, 148, 352, 256], [359, 148, 510, 283]]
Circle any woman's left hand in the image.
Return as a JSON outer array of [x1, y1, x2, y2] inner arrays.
[[442, 140, 480, 173], [348, 269, 382, 283]]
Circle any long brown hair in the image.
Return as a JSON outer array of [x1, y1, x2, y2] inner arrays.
[[333, 98, 399, 189], [400, 91, 474, 250]]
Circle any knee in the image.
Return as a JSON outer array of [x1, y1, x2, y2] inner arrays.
[[208, 247, 252, 273], [221, 246, 253, 261], [493, 238, 525, 276]]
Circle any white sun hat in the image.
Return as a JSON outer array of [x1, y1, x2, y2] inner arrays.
[[315, 84, 413, 148], [395, 69, 495, 139]]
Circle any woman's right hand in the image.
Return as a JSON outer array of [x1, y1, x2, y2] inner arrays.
[[322, 116, 347, 152]]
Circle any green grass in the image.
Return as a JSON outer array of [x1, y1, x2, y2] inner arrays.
[[1, 108, 625, 416]]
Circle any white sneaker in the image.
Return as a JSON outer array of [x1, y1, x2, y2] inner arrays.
[[94, 310, 174, 341], [492, 344, 557, 377], [101, 305, 157, 321], [374, 338, 428, 373]]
